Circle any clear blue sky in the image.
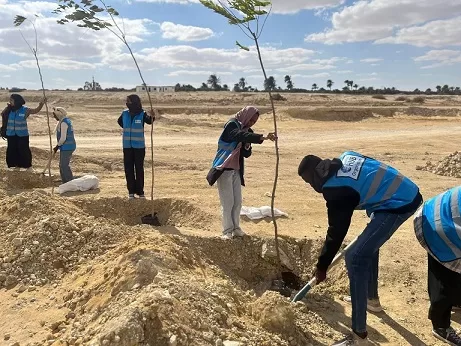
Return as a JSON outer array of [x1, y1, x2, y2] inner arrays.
[[0, 0, 460, 91]]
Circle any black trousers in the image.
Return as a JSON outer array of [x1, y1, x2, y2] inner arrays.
[[428, 254, 461, 329], [6, 135, 32, 168], [123, 148, 145, 195]]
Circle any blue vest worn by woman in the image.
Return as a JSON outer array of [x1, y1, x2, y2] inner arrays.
[[122, 110, 145, 149], [323, 151, 419, 214], [6, 106, 28, 137], [421, 187, 461, 262], [212, 119, 240, 168], [57, 118, 76, 151]]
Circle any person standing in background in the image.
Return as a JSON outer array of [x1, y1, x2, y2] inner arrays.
[[53, 107, 76, 183], [1, 94, 45, 171], [118, 95, 155, 199]]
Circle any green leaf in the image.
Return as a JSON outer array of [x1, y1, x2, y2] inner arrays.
[[236, 41, 249, 51], [13, 15, 27, 27]]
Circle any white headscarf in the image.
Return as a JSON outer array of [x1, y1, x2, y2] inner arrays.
[[53, 107, 68, 133]]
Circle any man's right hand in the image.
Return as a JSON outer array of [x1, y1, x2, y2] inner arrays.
[[315, 268, 327, 284]]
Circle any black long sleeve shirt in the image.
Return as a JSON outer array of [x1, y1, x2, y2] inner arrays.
[[316, 186, 422, 271]]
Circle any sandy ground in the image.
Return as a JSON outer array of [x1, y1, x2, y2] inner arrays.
[[0, 90, 460, 345]]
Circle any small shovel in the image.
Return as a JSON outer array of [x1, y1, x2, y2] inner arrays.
[[291, 237, 358, 302]]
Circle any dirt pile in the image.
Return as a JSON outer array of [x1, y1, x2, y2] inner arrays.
[[417, 151, 461, 178], [0, 190, 349, 346], [286, 108, 397, 121]]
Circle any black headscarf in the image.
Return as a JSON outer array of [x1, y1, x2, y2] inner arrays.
[[126, 94, 143, 115], [298, 155, 343, 193], [10, 94, 26, 111]]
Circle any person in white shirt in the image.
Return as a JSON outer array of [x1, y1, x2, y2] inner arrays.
[[52, 107, 76, 183]]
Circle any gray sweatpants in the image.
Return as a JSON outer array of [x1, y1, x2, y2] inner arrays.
[[217, 170, 242, 236], [59, 150, 74, 183]]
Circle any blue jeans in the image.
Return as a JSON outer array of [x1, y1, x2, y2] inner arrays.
[[345, 210, 415, 333]]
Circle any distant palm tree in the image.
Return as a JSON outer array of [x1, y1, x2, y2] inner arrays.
[[353, 84, 358, 91], [238, 77, 247, 90], [327, 79, 334, 90], [344, 80, 350, 89], [284, 75, 293, 90], [264, 76, 276, 91], [312, 83, 318, 91], [207, 74, 221, 90], [348, 80, 354, 89], [436, 85, 442, 93]]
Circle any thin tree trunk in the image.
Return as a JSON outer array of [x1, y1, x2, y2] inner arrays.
[[34, 55, 53, 194], [123, 41, 156, 215], [253, 34, 281, 274]]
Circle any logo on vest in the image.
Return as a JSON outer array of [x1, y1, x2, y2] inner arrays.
[[337, 154, 364, 180], [135, 120, 141, 124]]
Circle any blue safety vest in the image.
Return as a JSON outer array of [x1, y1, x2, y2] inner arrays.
[[122, 110, 145, 149], [6, 106, 29, 137], [57, 118, 76, 151], [323, 151, 419, 214], [212, 119, 240, 168], [421, 187, 461, 262]]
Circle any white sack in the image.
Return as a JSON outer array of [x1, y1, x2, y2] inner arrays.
[[58, 175, 99, 194], [240, 206, 288, 220]]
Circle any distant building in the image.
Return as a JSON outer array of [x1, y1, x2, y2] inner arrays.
[[136, 85, 175, 93]]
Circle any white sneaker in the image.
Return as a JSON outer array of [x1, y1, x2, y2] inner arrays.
[[343, 296, 383, 313], [138, 195, 146, 199], [221, 233, 233, 240], [128, 194, 135, 200], [232, 228, 246, 237], [332, 333, 369, 346]]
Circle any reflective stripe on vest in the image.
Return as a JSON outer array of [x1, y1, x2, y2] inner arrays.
[[422, 187, 461, 262], [122, 110, 145, 149], [211, 119, 239, 168], [57, 118, 76, 151], [6, 106, 29, 137], [323, 151, 419, 214]]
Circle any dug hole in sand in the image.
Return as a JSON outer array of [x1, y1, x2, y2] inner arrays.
[[0, 190, 350, 346]]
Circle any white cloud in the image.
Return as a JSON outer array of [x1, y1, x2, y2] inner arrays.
[[290, 72, 331, 78], [358, 77, 379, 82], [376, 16, 461, 48], [0, 64, 18, 72], [160, 22, 215, 41], [305, 0, 461, 45], [414, 49, 461, 68], [167, 70, 233, 77], [336, 70, 353, 74], [360, 58, 383, 63], [135, 0, 345, 14], [107, 45, 318, 72]]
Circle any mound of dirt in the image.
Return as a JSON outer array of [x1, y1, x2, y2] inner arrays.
[[404, 107, 460, 117], [286, 108, 397, 121], [0, 169, 55, 189], [73, 196, 214, 229], [418, 151, 461, 177], [0, 189, 350, 346]]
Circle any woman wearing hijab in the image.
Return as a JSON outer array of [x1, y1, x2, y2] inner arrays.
[[117, 95, 155, 199], [207, 106, 276, 239], [1, 94, 45, 170], [52, 107, 76, 183]]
